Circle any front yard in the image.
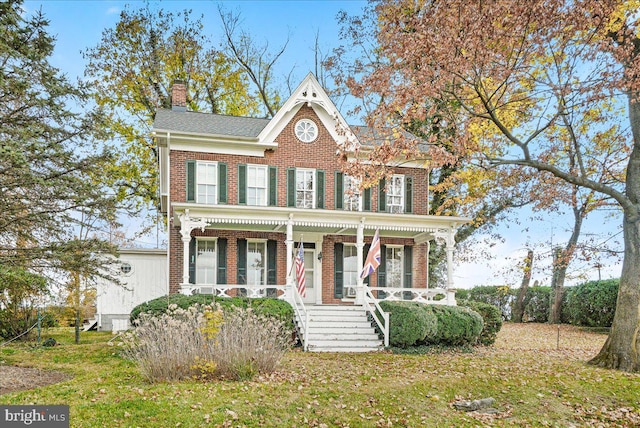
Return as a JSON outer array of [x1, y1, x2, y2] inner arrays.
[[1, 323, 639, 427]]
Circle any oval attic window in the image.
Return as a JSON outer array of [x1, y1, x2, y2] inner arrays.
[[120, 262, 133, 275], [294, 119, 318, 143]]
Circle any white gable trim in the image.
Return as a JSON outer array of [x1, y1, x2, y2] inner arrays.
[[257, 73, 357, 147]]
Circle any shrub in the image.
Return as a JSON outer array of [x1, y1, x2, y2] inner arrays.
[[379, 301, 437, 348], [212, 307, 293, 380], [120, 304, 214, 383], [130, 295, 292, 329], [121, 303, 292, 383], [428, 305, 484, 346], [467, 286, 515, 320], [522, 286, 551, 323], [563, 279, 619, 327], [459, 300, 502, 345]]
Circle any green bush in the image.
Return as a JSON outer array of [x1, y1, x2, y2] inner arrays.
[[522, 286, 551, 323], [467, 285, 514, 320], [458, 300, 502, 345], [428, 305, 483, 346], [379, 301, 437, 348], [563, 279, 619, 327], [130, 295, 293, 331]]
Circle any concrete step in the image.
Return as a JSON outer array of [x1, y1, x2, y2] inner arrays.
[[307, 340, 383, 352]]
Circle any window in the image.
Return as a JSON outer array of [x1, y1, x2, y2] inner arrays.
[[386, 175, 405, 213], [247, 241, 266, 286], [344, 175, 362, 211], [296, 169, 315, 208], [247, 165, 267, 206], [196, 239, 217, 284], [385, 246, 403, 287], [343, 245, 358, 297], [197, 161, 217, 204], [119, 262, 132, 275]]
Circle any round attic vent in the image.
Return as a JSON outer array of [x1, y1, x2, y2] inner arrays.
[[294, 119, 318, 143]]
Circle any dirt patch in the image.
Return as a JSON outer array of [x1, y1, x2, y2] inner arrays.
[[0, 365, 70, 395]]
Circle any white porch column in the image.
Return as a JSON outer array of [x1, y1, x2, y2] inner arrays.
[[355, 218, 365, 305], [285, 214, 294, 302], [178, 210, 208, 293], [435, 226, 457, 306]]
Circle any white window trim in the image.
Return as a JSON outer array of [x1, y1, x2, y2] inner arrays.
[[247, 164, 268, 206], [387, 174, 405, 214], [196, 161, 218, 204], [247, 239, 268, 286], [196, 237, 218, 286], [343, 244, 358, 298], [385, 245, 404, 288], [344, 175, 362, 212], [296, 168, 316, 209]]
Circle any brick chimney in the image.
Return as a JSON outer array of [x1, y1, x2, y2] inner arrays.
[[171, 80, 187, 112]]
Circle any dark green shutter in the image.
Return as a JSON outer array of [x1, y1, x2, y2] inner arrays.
[[405, 176, 413, 214], [287, 168, 296, 207], [267, 240, 277, 297], [217, 238, 227, 285], [404, 246, 413, 299], [364, 187, 372, 211], [268, 166, 278, 206], [378, 245, 387, 287], [238, 164, 247, 205], [334, 243, 344, 298], [378, 179, 386, 212], [403, 245, 413, 287], [335, 172, 344, 210], [186, 160, 196, 202], [316, 170, 325, 209], [218, 162, 227, 204], [188, 237, 196, 284], [237, 239, 247, 285]]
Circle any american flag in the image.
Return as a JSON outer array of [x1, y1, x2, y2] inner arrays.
[[360, 228, 381, 279], [295, 241, 306, 297]]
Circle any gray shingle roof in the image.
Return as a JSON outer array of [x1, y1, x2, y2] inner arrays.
[[154, 109, 270, 139]]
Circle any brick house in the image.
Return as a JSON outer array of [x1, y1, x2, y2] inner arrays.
[[153, 73, 468, 351]]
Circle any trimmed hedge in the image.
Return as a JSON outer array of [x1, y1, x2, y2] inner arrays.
[[130, 295, 294, 331], [428, 305, 484, 346], [459, 300, 503, 345], [563, 279, 619, 327], [379, 301, 437, 348], [522, 286, 551, 323], [467, 285, 514, 320]]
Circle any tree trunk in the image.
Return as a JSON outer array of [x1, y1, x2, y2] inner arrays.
[[512, 249, 533, 323], [589, 89, 640, 371]]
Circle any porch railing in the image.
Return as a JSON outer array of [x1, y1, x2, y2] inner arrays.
[[362, 285, 390, 348], [368, 287, 456, 306], [180, 284, 286, 298]]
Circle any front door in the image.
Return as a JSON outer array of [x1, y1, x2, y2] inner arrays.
[[301, 249, 315, 304]]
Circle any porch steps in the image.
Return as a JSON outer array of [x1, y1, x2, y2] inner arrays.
[[299, 305, 384, 353]]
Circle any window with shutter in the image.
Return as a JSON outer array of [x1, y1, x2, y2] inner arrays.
[[334, 243, 344, 298]]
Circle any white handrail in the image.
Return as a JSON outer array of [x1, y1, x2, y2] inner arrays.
[[291, 286, 309, 351], [362, 285, 389, 347]]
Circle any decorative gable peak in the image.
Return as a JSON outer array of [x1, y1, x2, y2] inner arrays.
[[294, 79, 329, 110]]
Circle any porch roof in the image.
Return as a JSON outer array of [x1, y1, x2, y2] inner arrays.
[[172, 203, 469, 241]]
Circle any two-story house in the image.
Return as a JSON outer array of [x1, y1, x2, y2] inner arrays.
[[153, 73, 468, 351]]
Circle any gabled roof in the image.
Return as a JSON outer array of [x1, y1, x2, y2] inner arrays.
[[154, 109, 269, 139]]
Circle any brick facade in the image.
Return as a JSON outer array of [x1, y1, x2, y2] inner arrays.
[[160, 76, 447, 301]]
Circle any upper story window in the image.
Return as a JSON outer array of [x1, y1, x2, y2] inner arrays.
[[287, 168, 325, 209], [187, 160, 227, 205], [247, 165, 268, 206], [296, 169, 315, 208], [344, 175, 362, 211], [197, 161, 217, 204], [379, 174, 412, 214], [386, 175, 405, 213]]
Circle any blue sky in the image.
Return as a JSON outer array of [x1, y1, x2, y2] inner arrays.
[[21, 0, 623, 288]]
